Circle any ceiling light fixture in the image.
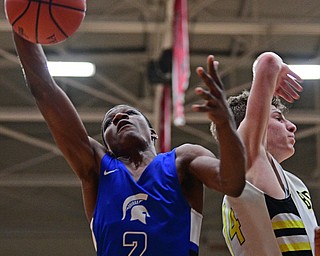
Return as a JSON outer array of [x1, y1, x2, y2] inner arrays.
[[48, 61, 96, 77], [288, 65, 320, 80]]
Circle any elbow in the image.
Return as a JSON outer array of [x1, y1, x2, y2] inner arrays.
[[222, 167, 246, 197], [253, 52, 282, 77], [225, 180, 245, 197]]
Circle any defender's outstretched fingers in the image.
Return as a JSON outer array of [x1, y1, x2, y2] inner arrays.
[[275, 86, 295, 103], [287, 68, 303, 83], [285, 74, 303, 93], [282, 65, 303, 92], [280, 80, 301, 100]]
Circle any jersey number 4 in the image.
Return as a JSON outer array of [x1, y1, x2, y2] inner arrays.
[[227, 208, 245, 245]]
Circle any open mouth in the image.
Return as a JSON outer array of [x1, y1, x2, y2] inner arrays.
[[117, 120, 132, 133]]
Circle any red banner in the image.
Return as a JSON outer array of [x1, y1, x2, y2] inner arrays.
[[172, 0, 189, 126], [159, 85, 171, 152]]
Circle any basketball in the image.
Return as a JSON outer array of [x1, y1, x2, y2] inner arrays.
[[5, 0, 86, 45]]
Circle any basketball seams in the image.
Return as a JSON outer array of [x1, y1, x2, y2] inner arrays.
[[30, 0, 86, 13], [35, 1, 42, 44], [48, 0, 68, 38], [6, 0, 86, 45], [11, 1, 32, 26], [50, 3, 86, 13]]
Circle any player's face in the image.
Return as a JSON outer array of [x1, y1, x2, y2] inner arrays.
[[102, 105, 153, 156], [266, 105, 297, 163]]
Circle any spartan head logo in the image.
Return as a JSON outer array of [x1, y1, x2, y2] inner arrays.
[[122, 193, 150, 224]]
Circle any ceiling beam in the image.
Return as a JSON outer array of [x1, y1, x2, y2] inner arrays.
[[1, 19, 320, 36], [1, 107, 320, 124], [0, 125, 60, 153], [0, 175, 80, 187]]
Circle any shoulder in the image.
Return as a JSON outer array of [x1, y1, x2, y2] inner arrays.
[[175, 143, 215, 160], [175, 144, 216, 172], [284, 170, 307, 186], [88, 136, 107, 162]]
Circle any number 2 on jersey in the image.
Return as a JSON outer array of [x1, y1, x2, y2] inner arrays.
[[123, 232, 147, 256]]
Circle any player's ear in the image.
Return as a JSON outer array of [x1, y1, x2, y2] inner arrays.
[[150, 129, 158, 141]]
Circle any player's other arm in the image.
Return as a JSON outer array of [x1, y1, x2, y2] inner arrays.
[[190, 55, 246, 197]]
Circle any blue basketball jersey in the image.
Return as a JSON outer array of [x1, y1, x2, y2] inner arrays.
[[91, 149, 202, 256]]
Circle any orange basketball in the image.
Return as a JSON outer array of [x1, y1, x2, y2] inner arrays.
[[5, 0, 86, 45]]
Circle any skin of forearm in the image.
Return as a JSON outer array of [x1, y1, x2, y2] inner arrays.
[[216, 121, 246, 197]]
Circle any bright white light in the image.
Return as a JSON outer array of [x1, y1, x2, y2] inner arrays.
[[288, 65, 320, 80], [48, 61, 96, 77]]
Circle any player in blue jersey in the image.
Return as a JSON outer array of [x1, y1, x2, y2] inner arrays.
[[213, 52, 319, 255], [12, 31, 246, 256]]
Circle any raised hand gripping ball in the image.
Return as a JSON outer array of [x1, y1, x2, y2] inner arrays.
[[5, 0, 86, 45]]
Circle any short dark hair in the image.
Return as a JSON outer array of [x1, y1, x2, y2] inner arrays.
[[210, 90, 288, 140]]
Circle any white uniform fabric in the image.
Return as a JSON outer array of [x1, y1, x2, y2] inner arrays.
[[222, 159, 318, 256]]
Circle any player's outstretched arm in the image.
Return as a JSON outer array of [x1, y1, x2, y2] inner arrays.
[[13, 32, 101, 219], [240, 52, 303, 164]]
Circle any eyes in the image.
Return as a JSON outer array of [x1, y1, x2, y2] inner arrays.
[[273, 113, 284, 122], [103, 109, 139, 130], [126, 110, 138, 115]]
